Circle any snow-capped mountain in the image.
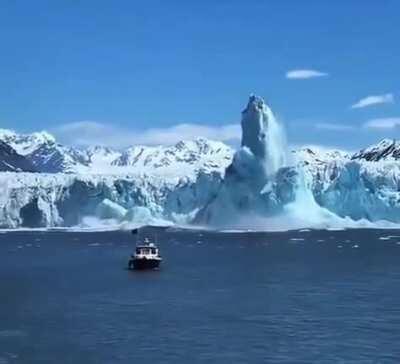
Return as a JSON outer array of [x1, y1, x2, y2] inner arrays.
[[351, 138, 400, 162], [112, 139, 232, 176], [0, 130, 234, 175], [293, 146, 350, 165], [0, 129, 89, 173], [0, 141, 36, 172], [0, 129, 56, 155]]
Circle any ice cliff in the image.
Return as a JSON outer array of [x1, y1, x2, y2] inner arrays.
[[0, 171, 225, 228]]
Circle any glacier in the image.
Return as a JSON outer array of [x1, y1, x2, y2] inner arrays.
[[1, 97, 400, 229], [0, 170, 225, 228]]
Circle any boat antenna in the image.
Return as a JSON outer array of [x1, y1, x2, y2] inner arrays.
[[132, 227, 140, 245]]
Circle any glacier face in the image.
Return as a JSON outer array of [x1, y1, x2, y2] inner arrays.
[[2, 98, 400, 229], [0, 170, 225, 228], [306, 158, 400, 223]]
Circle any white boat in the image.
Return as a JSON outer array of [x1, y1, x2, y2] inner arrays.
[[128, 241, 162, 270]]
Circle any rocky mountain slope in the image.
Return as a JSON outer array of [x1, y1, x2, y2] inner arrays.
[[0, 140, 36, 172]]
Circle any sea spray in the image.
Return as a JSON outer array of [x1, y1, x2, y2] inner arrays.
[[195, 95, 293, 227], [241, 95, 287, 176]]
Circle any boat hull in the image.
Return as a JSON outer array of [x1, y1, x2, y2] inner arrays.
[[129, 258, 161, 270]]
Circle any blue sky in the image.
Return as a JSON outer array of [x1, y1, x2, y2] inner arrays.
[[0, 0, 399, 150]]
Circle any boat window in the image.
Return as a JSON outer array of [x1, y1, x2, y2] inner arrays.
[[136, 247, 156, 254]]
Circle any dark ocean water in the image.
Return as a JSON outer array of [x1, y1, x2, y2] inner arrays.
[[1, 227, 400, 363]]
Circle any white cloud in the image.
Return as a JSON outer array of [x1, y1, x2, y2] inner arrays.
[[285, 69, 328, 80], [351, 93, 394, 109], [53, 121, 241, 147], [363, 117, 400, 129], [315, 122, 355, 131]]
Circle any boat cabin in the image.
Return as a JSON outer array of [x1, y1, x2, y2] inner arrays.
[[129, 242, 162, 270], [135, 245, 158, 256], [133, 243, 160, 258]]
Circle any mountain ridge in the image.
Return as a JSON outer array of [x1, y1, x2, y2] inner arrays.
[[0, 129, 234, 176], [0, 128, 398, 175]]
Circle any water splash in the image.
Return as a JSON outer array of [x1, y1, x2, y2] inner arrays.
[[241, 95, 287, 176]]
